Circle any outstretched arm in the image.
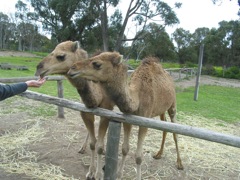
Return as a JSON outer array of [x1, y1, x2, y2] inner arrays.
[[0, 78, 46, 101]]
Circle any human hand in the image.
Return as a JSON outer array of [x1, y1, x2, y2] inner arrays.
[[25, 78, 47, 88]]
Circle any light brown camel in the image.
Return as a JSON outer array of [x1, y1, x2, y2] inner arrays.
[[67, 52, 184, 179], [35, 41, 114, 179]]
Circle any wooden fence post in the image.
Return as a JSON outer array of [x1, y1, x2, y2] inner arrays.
[[104, 120, 121, 180], [57, 80, 65, 118], [194, 44, 204, 101]]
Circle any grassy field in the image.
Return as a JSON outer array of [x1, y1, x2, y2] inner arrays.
[[176, 86, 240, 123], [1, 55, 239, 123]]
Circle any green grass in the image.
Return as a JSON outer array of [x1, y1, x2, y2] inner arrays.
[[0, 56, 41, 77], [162, 62, 181, 69], [127, 60, 181, 69], [177, 85, 240, 123]]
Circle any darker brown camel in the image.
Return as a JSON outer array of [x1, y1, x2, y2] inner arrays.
[[35, 41, 114, 179], [67, 52, 184, 179]]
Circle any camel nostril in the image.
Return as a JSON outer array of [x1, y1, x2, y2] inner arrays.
[[37, 62, 43, 69], [71, 65, 76, 70]]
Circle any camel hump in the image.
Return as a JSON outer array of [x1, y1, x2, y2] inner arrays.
[[142, 57, 160, 65]]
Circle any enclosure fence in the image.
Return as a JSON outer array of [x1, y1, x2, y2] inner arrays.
[[18, 89, 240, 179], [1, 69, 240, 179]]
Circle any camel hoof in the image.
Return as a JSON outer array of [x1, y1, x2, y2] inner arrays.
[[153, 151, 162, 159], [78, 148, 86, 154], [177, 164, 184, 170], [86, 177, 95, 180], [95, 172, 103, 180], [86, 171, 95, 180], [78, 145, 87, 154], [177, 159, 184, 170]]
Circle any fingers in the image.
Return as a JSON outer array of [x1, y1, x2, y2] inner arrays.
[[37, 77, 48, 84], [26, 78, 47, 88]]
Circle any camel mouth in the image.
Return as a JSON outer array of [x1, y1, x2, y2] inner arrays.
[[68, 72, 82, 79], [39, 70, 49, 79]]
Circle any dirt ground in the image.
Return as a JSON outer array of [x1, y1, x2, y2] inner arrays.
[[0, 51, 240, 179]]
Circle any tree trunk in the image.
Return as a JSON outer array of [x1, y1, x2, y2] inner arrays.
[[0, 25, 3, 49], [101, 0, 109, 51], [18, 35, 22, 51]]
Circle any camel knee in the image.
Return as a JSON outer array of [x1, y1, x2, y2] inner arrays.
[[97, 146, 104, 155], [122, 146, 129, 156], [135, 157, 142, 165], [90, 143, 95, 151]]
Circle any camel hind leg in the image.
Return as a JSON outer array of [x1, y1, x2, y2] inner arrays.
[[168, 107, 184, 170], [153, 113, 167, 159]]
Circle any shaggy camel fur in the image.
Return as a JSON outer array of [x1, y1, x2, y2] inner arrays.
[[35, 41, 114, 179], [67, 52, 184, 179]]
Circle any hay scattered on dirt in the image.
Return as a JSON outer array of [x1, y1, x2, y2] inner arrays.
[[0, 119, 78, 180]]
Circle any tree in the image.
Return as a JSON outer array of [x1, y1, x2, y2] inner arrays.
[[202, 20, 240, 66], [172, 28, 197, 64], [113, 0, 181, 51], [217, 20, 240, 66], [21, 0, 100, 45], [15, 0, 35, 51], [16, 0, 180, 53], [131, 23, 176, 61], [0, 13, 12, 49]]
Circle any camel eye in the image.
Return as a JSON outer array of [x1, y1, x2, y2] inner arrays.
[[92, 61, 102, 70], [56, 54, 65, 61]]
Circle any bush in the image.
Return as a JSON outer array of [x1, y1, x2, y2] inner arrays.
[[224, 66, 240, 79], [202, 64, 215, 75], [183, 61, 198, 68], [213, 66, 223, 77], [127, 59, 140, 69]]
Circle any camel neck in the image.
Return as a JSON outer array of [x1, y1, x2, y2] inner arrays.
[[66, 76, 100, 108], [102, 67, 139, 114]]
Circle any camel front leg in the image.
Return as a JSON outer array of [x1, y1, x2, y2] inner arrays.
[[80, 112, 97, 179], [153, 114, 167, 159], [95, 117, 109, 180], [135, 126, 148, 180], [117, 123, 132, 179]]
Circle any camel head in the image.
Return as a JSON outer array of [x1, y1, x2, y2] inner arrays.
[[35, 41, 88, 78], [67, 51, 123, 82]]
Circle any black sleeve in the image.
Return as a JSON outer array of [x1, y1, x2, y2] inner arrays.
[[0, 82, 28, 101]]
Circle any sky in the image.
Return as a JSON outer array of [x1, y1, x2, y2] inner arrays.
[[165, 0, 239, 34], [0, 0, 239, 35]]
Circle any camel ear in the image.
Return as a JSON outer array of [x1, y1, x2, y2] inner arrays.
[[111, 53, 123, 66], [71, 41, 80, 52]]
